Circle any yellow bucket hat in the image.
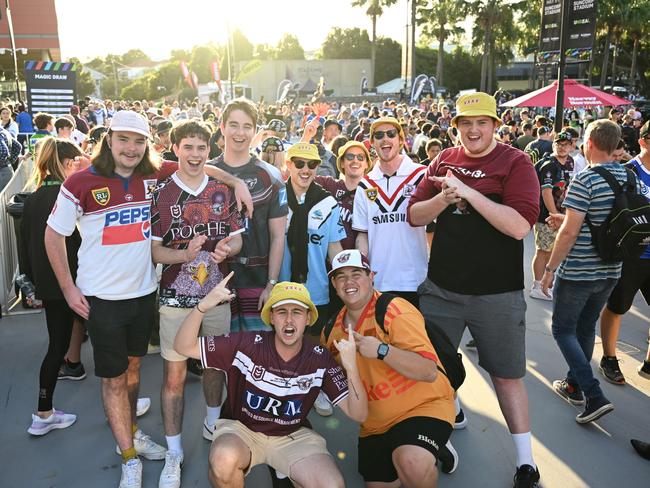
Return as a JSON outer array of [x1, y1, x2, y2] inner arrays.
[[336, 140, 372, 175], [369, 117, 405, 142], [451, 92, 501, 127], [287, 142, 320, 162], [260, 282, 319, 326]]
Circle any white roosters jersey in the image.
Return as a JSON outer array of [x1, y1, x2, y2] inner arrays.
[[352, 156, 428, 292]]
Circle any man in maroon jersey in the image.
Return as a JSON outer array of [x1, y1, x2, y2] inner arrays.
[[175, 278, 367, 488], [150, 120, 244, 488]]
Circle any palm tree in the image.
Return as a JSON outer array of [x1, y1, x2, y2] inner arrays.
[[623, 1, 648, 91], [352, 0, 397, 87], [418, 0, 468, 87]]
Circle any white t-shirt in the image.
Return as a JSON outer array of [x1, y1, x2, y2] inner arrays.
[[352, 155, 428, 292]]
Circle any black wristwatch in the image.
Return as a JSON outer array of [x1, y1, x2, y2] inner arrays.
[[377, 343, 390, 360]]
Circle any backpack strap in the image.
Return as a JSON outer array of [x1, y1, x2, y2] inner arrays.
[[589, 165, 625, 196], [322, 307, 342, 343], [374, 293, 396, 335]]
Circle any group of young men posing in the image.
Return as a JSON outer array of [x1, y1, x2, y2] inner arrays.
[[40, 89, 643, 488]]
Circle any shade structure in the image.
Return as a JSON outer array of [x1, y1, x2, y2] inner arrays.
[[501, 79, 631, 108]]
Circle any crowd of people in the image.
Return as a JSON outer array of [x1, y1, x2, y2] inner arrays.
[[7, 87, 650, 488]]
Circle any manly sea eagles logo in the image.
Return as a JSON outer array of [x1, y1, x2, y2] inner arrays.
[[335, 189, 346, 199], [252, 364, 265, 381], [170, 205, 182, 219], [244, 178, 258, 190], [313, 345, 324, 354], [297, 377, 313, 391], [211, 192, 225, 214], [336, 252, 351, 264], [91, 187, 110, 206], [365, 188, 378, 201]]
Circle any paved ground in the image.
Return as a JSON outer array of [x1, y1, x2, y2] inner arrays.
[[1, 235, 649, 487]]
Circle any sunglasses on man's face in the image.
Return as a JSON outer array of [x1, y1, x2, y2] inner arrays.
[[292, 158, 320, 170], [344, 152, 367, 162], [373, 129, 398, 140]]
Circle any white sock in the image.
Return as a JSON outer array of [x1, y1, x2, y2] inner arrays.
[[165, 434, 183, 456], [454, 397, 461, 415], [512, 432, 535, 468], [532, 280, 541, 288], [206, 406, 221, 425], [275, 471, 288, 479]]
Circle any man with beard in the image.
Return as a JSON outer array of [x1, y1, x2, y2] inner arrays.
[[408, 93, 541, 487]]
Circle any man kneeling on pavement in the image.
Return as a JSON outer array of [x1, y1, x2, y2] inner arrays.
[[174, 274, 367, 487], [322, 249, 457, 487]]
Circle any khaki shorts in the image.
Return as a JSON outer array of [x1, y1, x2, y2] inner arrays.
[[534, 222, 557, 252], [213, 419, 331, 478], [159, 303, 230, 361]]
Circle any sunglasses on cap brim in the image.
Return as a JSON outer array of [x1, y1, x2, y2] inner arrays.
[[292, 158, 320, 169], [373, 129, 398, 140]]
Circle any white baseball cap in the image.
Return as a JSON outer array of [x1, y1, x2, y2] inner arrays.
[[109, 110, 151, 138], [328, 249, 372, 277]]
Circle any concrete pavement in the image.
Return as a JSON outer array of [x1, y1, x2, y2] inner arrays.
[[1, 235, 649, 487]]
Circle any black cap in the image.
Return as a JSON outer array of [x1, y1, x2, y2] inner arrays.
[[156, 120, 173, 134], [640, 121, 650, 139]]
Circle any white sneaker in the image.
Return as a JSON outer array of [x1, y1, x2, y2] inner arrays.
[[314, 391, 333, 417], [529, 285, 552, 301], [203, 416, 216, 441], [158, 450, 183, 488], [119, 458, 143, 488], [147, 344, 161, 355], [116, 430, 166, 460], [136, 398, 151, 417], [27, 409, 76, 436]]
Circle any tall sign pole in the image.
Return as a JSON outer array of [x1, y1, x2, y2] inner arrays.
[[4, 0, 21, 102], [554, 0, 569, 133]]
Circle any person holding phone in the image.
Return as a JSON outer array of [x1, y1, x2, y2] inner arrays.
[[150, 120, 243, 488]]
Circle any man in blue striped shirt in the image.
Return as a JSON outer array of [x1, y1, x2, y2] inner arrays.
[[541, 119, 630, 424]]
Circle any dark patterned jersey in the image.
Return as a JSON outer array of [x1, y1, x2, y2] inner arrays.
[[315, 175, 358, 250], [200, 330, 348, 436], [209, 155, 288, 288], [151, 173, 243, 307]]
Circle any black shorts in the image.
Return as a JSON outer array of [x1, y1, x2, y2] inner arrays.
[[607, 259, 650, 315], [86, 292, 156, 378], [358, 416, 452, 483]]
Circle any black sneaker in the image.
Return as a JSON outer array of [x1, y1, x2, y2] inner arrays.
[[513, 464, 540, 488], [465, 338, 477, 349], [637, 360, 650, 380], [630, 439, 650, 460], [598, 356, 625, 385], [187, 358, 203, 377], [58, 360, 86, 381], [437, 440, 459, 474], [552, 379, 585, 406], [576, 395, 614, 424], [454, 408, 468, 430]]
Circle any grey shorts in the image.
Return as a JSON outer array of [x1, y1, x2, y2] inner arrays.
[[418, 279, 527, 379]]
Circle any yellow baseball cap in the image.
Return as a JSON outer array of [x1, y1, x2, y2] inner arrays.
[[336, 140, 372, 175], [261, 282, 319, 326], [287, 142, 320, 162], [369, 117, 405, 142], [451, 92, 501, 127]]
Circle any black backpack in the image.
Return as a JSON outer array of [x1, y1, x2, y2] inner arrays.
[[585, 165, 650, 262], [324, 293, 466, 391]]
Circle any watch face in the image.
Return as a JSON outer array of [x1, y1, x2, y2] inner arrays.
[[377, 343, 389, 359]]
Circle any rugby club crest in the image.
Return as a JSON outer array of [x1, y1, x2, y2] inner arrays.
[[92, 187, 110, 206], [365, 188, 378, 201], [170, 205, 182, 219], [252, 364, 265, 381]]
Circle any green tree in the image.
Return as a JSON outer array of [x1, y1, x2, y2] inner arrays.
[[418, 0, 468, 86], [254, 43, 275, 60], [352, 0, 397, 86], [190, 44, 220, 83], [231, 29, 254, 62], [274, 34, 305, 60], [320, 27, 371, 59], [375, 37, 402, 85], [70, 57, 97, 98], [120, 49, 151, 66]]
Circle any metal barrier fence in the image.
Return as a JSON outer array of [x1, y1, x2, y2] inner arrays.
[[0, 159, 35, 315]]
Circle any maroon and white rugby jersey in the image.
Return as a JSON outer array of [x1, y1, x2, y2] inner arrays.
[[151, 173, 243, 308], [200, 330, 349, 436]]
